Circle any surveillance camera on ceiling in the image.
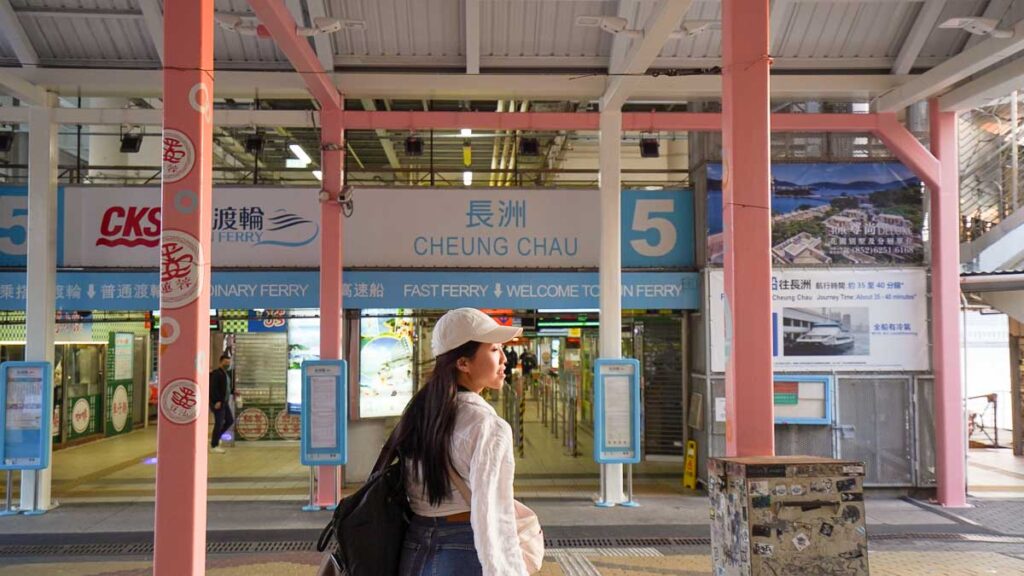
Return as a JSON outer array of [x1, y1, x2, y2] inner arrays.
[[939, 17, 1013, 39]]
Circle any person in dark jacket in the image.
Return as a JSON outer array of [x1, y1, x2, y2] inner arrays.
[[209, 353, 234, 453]]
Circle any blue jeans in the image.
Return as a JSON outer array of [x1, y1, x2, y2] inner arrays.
[[399, 515, 483, 576]]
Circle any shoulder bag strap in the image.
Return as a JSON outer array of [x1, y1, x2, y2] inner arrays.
[[448, 466, 472, 504]]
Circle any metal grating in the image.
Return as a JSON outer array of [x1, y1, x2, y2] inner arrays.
[[642, 319, 685, 457]]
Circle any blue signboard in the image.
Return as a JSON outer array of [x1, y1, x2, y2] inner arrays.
[[300, 360, 347, 466], [0, 187, 65, 267], [0, 270, 700, 311], [0, 362, 52, 471], [621, 189, 694, 268], [593, 358, 641, 465]]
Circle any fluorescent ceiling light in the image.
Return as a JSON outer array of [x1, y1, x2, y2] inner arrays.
[[287, 144, 312, 168], [463, 171, 473, 186], [460, 128, 472, 137], [312, 170, 323, 181]]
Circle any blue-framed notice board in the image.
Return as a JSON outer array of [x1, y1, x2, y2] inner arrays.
[[774, 374, 833, 425], [593, 358, 641, 464], [300, 360, 348, 466], [0, 362, 52, 471]]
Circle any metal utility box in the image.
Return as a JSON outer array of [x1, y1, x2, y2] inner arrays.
[[708, 456, 869, 576]]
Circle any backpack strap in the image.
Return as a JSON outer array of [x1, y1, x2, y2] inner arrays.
[[448, 466, 472, 505]]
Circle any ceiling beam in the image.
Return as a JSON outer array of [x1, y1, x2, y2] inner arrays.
[[938, 56, 1024, 111], [2, 68, 905, 101], [0, 69, 46, 105], [603, 0, 694, 110], [137, 0, 164, 64], [0, 0, 40, 66], [248, 0, 340, 109], [304, 0, 335, 72], [466, 0, 481, 74], [877, 18, 1024, 112], [891, 0, 946, 75]]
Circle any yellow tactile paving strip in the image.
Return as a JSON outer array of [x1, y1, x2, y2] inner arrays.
[[4, 552, 1024, 576]]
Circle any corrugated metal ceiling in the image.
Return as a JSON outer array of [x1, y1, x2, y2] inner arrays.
[[0, 0, 1010, 70]]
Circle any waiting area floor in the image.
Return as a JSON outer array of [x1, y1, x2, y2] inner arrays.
[[0, 398, 681, 503]]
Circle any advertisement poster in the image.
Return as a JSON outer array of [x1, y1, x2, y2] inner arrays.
[[105, 332, 134, 436], [359, 309, 415, 419], [287, 318, 320, 414], [709, 269, 929, 372], [707, 163, 923, 265]]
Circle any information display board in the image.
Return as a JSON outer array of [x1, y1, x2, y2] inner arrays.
[[593, 358, 641, 464], [105, 332, 134, 436], [774, 374, 832, 425], [0, 362, 52, 471], [300, 360, 347, 466]]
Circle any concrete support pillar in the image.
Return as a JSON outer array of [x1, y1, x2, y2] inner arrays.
[[316, 107, 344, 507], [21, 92, 58, 512], [598, 106, 625, 504], [152, 2, 214, 573], [929, 99, 967, 507], [722, 0, 775, 457]]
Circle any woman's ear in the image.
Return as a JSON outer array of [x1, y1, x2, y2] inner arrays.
[[456, 357, 471, 374]]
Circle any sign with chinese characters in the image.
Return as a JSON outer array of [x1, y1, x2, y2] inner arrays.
[[160, 380, 199, 425], [105, 333, 134, 436], [707, 163, 923, 266], [0, 270, 699, 311], [1, 362, 52, 471], [708, 268, 929, 372], [60, 186, 692, 269], [345, 187, 693, 268], [61, 187, 321, 267], [68, 395, 100, 439]]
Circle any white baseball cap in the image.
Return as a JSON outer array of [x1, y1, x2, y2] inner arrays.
[[431, 308, 522, 357]]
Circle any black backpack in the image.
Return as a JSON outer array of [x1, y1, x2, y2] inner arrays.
[[316, 442, 410, 575]]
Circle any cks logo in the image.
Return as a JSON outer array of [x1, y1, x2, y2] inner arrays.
[[98, 206, 161, 248]]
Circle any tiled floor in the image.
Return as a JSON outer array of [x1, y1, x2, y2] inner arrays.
[[4, 550, 1024, 576], [968, 448, 1024, 499]]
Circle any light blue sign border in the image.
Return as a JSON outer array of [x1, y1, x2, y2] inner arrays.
[[300, 359, 347, 466], [0, 270, 700, 311], [0, 361, 52, 471], [593, 358, 642, 465], [774, 374, 833, 425]]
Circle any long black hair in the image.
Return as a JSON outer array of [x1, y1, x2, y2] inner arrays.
[[387, 339, 483, 506]]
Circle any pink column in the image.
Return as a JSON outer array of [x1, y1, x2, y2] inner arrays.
[[317, 107, 344, 507], [722, 0, 775, 457], [929, 99, 967, 507], [153, 1, 214, 573]]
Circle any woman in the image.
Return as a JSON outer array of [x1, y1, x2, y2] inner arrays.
[[391, 308, 528, 576]]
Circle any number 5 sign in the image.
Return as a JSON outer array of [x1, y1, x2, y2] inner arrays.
[[621, 189, 694, 268]]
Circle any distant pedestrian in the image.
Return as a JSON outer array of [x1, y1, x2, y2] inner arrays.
[[209, 353, 234, 453]]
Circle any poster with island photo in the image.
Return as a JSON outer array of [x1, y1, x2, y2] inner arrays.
[[706, 163, 923, 265]]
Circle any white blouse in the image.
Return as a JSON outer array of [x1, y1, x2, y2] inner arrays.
[[405, 391, 529, 576]]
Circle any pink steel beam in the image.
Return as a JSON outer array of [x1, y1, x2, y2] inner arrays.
[[247, 0, 341, 110], [153, 1, 214, 574], [929, 99, 968, 507], [875, 113, 941, 190], [722, 0, 775, 457], [316, 107, 345, 506]]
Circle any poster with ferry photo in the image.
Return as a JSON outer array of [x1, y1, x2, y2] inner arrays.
[[706, 163, 924, 266]]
